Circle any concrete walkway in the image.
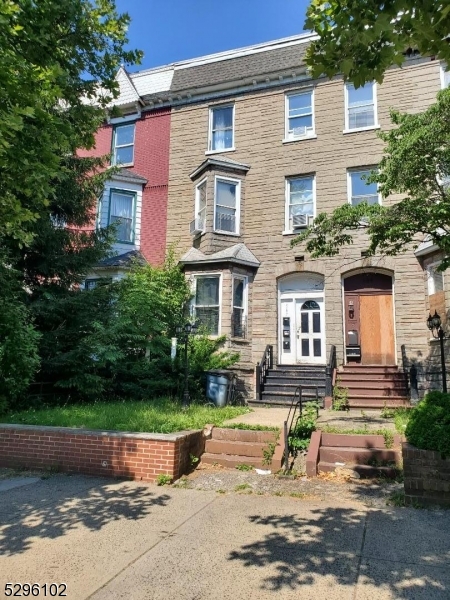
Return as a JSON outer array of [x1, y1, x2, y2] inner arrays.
[[225, 407, 288, 428], [0, 474, 448, 599]]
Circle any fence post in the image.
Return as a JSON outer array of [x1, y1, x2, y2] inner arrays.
[[269, 345, 273, 369], [255, 363, 261, 400]]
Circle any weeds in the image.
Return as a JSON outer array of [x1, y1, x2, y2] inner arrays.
[[234, 483, 251, 492], [156, 474, 172, 486], [262, 442, 276, 466], [235, 463, 253, 471], [332, 379, 349, 411]]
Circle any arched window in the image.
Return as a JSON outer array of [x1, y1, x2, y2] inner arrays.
[[301, 300, 319, 310]]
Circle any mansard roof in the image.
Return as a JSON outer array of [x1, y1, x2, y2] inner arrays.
[[96, 250, 146, 268]]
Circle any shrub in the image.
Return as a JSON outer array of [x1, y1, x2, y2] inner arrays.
[[288, 402, 319, 452], [405, 391, 450, 458]]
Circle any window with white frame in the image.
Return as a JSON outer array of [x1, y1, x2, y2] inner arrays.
[[214, 177, 240, 234], [285, 176, 315, 232], [345, 82, 376, 130], [109, 190, 136, 243], [348, 169, 380, 206], [193, 275, 221, 335], [232, 276, 247, 338], [441, 64, 450, 89], [193, 179, 207, 232], [112, 123, 135, 165], [285, 91, 314, 140], [427, 263, 444, 295], [209, 105, 234, 151]]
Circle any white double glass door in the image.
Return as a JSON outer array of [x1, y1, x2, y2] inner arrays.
[[279, 296, 325, 365], [295, 299, 324, 364]]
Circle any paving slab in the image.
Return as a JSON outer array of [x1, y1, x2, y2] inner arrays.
[[317, 409, 397, 431], [224, 407, 287, 428], [0, 473, 448, 600], [0, 477, 41, 493]]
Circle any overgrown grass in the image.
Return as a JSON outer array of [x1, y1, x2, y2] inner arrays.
[[393, 408, 412, 434], [222, 423, 280, 432], [1, 399, 249, 434]]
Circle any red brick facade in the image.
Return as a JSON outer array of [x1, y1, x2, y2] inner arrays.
[[79, 107, 171, 266], [0, 425, 203, 483]]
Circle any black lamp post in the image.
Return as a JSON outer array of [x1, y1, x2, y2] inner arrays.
[[427, 310, 447, 393], [176, 322, 198, 409]]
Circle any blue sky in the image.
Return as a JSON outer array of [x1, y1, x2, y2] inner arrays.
[[115, 0, 310, 71]]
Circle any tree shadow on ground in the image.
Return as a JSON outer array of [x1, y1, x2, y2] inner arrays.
[[228, 506, 450, 598], [0, 476, 170, 556]]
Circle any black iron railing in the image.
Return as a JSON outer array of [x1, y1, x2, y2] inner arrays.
[[283, 385, 319, 472], [325, 344, 336, 397], [255, 345, 273, 400]]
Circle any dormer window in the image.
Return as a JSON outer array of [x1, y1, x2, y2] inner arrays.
[[112, 123, 135, 165]]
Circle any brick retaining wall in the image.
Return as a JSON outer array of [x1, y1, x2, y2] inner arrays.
[[0, 425, 204, 483], [403, 442, 450, 507]]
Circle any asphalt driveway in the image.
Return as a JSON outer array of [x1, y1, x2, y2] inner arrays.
[[0, 474, 449, 599]]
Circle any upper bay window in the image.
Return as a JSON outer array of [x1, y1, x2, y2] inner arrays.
[[285, 175, 315, 232], [348, 169, 380, 206], [427, 263, 444, 296], [285, 91, 314, 140], [441, 64, 450, 89], [232, 276, 247, 338], [190, 179, 207, 235], [214, 177, 240, 235], [108, 189, 136, 243], [193, 275, 221, 335], [209, 105, 234, 152], [345, 82, 377, 131], [112, 123, 135, 165]]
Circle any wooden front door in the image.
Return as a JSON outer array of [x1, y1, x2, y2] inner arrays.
[[344, 273, 395, 365]]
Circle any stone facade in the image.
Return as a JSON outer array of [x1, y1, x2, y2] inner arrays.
[[165, 48, 443, 397]]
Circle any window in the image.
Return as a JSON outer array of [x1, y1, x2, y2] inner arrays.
[[285, 176, 315, 232], [193, 179, 207, 233], [214, 177, 240, 234], [348, 169, 380, 206], [109, 190, 136, 243], [84, 278, 112, 291], [193, 276, 221, 335], [427, 264, 444, 295], [232, 276, 247, 338], [209, 105, 234, 152], [112, 123, 135, 165], [345, 82, 376, 131], [285, 91, 314, 140], [441, 64, 450, 89]]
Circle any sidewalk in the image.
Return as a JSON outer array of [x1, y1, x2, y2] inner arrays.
[[0, 473, 448, 599]]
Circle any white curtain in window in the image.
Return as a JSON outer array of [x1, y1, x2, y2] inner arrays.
[[111, 193, 133, 241]]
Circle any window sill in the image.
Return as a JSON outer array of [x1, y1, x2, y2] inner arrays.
[[343, 125, 380, 135], [230, 337, 250, 344], [282, 135, 317, 144], [205, 148, 236, 156], [282, 230, 304, 236], [111, 162, 135, 168], [213, 230, 241, 237]]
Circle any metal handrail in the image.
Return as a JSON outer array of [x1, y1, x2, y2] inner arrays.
[[325, 344, 336, 397], [283, 384, 319, 471], [255, 345, 273, 400]]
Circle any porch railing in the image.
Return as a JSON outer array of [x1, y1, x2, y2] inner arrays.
[[325, 344, 337, 397], [283, 385, 319, 472], [255, 345, 273, 400]]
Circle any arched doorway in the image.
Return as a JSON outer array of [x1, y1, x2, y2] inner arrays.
[[278, 273, 325, 365], [343, 272, 395, 365]]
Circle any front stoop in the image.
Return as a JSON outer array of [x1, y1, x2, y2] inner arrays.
[[338, 365, 410, 409], [201, 427, 284, 471], [306, 431, 403, 479]]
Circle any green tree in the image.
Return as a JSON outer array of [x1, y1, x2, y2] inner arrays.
[[292, 88, 450, 268], [0, 0, 142, 244], [305, 1, 450, 86]]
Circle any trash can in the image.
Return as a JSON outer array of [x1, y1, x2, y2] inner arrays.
[[206, 370, 233, 407]]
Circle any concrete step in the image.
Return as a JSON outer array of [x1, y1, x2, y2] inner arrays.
[[341, 374, 401, 381], [205, 439, 269, 458], [321, 432, 402, 448], [266, 375, 326, 385], [211, 428, 277, 443], [342, 382, 407, 398], [319, 446, 399, 464], [201, 452, 282, 470], [318, 461, 400, 479], [347, 396, 410, 408], [264, 383, 326, 393], [340, 366, 400, 375]]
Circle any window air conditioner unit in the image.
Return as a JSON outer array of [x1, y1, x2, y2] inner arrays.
[[291, 214, 314, 230], [189, 218, 204, 236]]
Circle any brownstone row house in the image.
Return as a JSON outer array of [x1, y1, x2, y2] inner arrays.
[[89, 34, 450, 406]]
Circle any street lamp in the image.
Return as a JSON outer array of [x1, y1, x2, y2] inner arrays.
[[176, 321, 198, 409], [426, 310, 447, 393]]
